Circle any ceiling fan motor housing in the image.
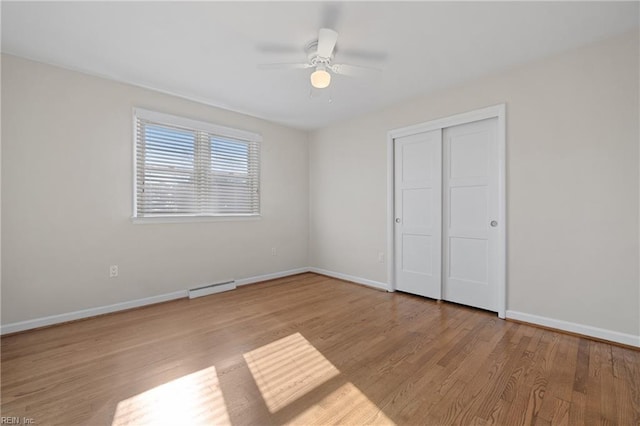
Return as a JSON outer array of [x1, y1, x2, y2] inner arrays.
[[306, 41, 334, 66]]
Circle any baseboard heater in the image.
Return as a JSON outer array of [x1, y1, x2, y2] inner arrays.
[[188, 280, 236, 299]]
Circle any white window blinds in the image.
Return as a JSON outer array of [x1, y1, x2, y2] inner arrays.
[[134, 109, 261, 218]]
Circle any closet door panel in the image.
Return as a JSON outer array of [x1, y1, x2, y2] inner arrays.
[[443, 118, 499, 312], [394, 130, 442, 299]]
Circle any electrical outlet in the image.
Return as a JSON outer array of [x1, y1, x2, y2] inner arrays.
[[109, 265, 119, 278], [271, 247, 277, 256], [378, 252, 385, 264]]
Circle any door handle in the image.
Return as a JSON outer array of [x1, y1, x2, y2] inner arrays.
[[395, 218, 401, 223], [490, 220, 498, 227]]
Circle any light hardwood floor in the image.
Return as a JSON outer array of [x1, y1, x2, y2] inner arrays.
[[1, 273, 638, 425]]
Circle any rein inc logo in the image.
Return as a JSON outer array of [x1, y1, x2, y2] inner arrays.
[[1, 418, 34, 425]]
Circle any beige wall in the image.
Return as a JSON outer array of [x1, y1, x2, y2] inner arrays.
[[2, 31, 639, 340], [1, 54, 309, 324], [0, 55, 3, 324], [309, 31, 640, 336]]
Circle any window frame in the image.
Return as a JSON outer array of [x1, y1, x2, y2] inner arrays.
[[131, 108, 262, 223]]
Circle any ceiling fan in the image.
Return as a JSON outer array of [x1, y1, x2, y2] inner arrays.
[[258, 28, 380, 89]]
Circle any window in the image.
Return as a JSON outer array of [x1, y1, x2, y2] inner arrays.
[[134, 109, 261, 219]]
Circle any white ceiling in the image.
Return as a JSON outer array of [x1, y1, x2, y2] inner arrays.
[[2, 1, 638, 130]]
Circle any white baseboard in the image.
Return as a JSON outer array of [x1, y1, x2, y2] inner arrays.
[[0, 268, 310, 335], [8, 269, 634, 349], [1, 290, 188, 335], [235, 268, 310, 286], [308, 267, 390, 292], [506, 310, 640, 348]]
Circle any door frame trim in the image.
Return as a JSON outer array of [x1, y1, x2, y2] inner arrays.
[[386, 104, 507, 318]]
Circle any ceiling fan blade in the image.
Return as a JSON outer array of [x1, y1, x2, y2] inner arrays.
[[329, 63, 381, 77], [258, 63, 312, 70], [321, 3, 342, 30], [255, 43, 300, 54], [338, 48, 388, 62], [317, 28, 338, 58]]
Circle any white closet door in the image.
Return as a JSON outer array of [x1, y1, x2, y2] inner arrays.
[[394, 130, 442, 299], [442, 118, 499, 312]]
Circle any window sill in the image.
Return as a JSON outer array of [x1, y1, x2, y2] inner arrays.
[[131, 214, 262, 224]]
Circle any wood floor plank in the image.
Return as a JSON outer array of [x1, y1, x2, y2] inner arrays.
[[569, 390, 586, 425], [493, 328, 545, 425], [573, 338, 590, 394], [600, 345, 618, 425], [537, 334, 579, 422], [2, 273, 638, 425]]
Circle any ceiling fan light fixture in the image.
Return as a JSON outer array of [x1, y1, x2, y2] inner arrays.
[[310, 65, 331, 89]]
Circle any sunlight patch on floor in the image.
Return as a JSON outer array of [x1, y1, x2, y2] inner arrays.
[[112, 365, 230, 426], [286, 382, 395, 425], [243, 332, 340, 413]]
